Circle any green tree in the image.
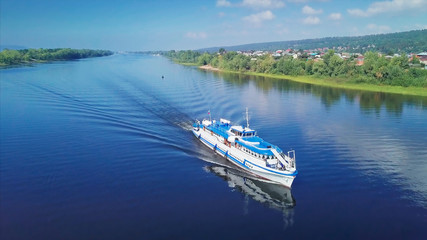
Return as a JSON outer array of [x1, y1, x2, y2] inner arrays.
[[305, 59, 314, 75], [197, 53, 212, 65], [363, 51, 379, 76], [0, 49, 22, 64], [229, 54, 250, 71], [210, 56, 219, 67], [328, 54, 344, 76], [312, 60, 327, 76], [411, 56, 420, 64], [390, 54, 409, 69], [257, 55, 275, 73]]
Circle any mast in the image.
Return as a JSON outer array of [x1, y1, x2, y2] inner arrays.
[[246, 107, 249, 128]]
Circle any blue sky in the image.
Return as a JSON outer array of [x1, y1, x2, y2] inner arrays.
[[1, 0, 426, 51]]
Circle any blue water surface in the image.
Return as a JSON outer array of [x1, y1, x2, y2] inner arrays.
[[1, 54, 427, 239]]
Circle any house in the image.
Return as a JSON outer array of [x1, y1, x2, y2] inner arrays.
[[356, 56, 364, 66], [416, 52, 427, 65], [341, 52, 350, 59], [253, 51, 265, 56]]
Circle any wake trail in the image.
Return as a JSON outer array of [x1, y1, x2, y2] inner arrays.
[[111, 75, 195, 131]]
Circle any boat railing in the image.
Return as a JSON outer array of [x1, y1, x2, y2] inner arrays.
[[287, 150, 296, 169]]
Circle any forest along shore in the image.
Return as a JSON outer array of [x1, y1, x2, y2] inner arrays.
[[0, 48, 113, 66], [198, 64, 427, 97], [163, 49, 427, 97]]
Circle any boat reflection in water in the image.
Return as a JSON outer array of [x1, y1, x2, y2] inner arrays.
[[204, 165, 296, 228]]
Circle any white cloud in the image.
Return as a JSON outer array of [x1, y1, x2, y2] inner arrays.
[[302, 5, 323, 14], [218, 12, 226, 17], [216, 0, 232, 7], [185, 32, 207, 39], [302, 16, 320, 24], [348, 0, 427, 17], [217, 0, 286, 9], [241, 0, 285, 9], [243, 10, 275, 25], [328, 12, 342, 20], [347, 9, 367, 17], [288, 0, 329, 3], [366, 23, 391, 33]]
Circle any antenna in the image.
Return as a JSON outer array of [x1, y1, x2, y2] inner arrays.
[[245, 107, 249, 128]]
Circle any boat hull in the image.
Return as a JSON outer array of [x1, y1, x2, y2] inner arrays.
[[192, 127, 296, 188]]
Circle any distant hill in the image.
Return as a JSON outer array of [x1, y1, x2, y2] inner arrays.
[[199, 29, 427, 54]]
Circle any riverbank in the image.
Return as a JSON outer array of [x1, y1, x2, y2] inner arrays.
[[199, 65, 220, 71], [199, 65, 427, 97], [0, 48, 113, 66]]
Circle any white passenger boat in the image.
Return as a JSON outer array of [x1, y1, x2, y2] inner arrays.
[[192, 109, 297, 188]]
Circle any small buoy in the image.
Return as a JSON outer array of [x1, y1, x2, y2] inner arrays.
[[161, 75, 164, 79]]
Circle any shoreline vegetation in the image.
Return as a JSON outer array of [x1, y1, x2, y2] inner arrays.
[[200, 65, 427, 97], [164, 50, 427, 97], [0, 48, 113, 66]]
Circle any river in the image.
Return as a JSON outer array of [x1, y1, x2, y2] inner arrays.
[[1, 54, 426, 239]]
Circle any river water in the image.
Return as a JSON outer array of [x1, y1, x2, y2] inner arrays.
[[1, 54, 427, 239]]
